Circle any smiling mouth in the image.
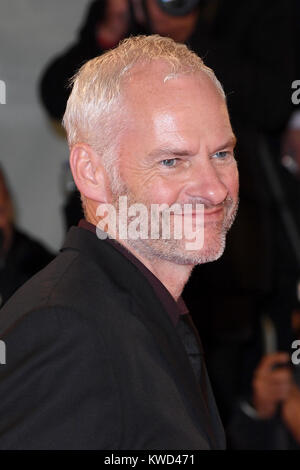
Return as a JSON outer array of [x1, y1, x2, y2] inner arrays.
[[176, 207, 224, 216], [169, 208, 224, 227]]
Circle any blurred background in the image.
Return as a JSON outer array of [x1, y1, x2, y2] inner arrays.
[[0, 0, 91, 251]]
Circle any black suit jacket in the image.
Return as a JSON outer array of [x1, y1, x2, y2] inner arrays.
[[0, 227, 225, 450]]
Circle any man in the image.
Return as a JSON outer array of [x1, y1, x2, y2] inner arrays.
[[0, 167, 54, 307], [0, 35, 238, 449], [40, 3, 295, 428]]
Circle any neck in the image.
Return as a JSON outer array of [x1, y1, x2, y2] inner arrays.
[[116, 238, 193, 300]]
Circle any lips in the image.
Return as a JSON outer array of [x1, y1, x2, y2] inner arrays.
[[181, 207, 223, 216], [203, 207, 224, 216], [179, 208, 224, 227], [165, 206, 225, 221]]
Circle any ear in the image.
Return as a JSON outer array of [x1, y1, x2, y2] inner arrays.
[[69, 143, 111, 203]]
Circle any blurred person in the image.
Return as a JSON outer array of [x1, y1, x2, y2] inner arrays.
[[0, 167, 54, 307], [0, 35, 238, 450], [228, 354, 300, 449], [0, 168, 14, 259], [227, 309, 300, 449], [40, 0, 143, 122], [40, 0, 145, 228], [281, 0, 300, 178], [132, 0, 200, 42], [95, 0, 130, 49], [40, 0, 294, 131], [282, 113, 300, 178]]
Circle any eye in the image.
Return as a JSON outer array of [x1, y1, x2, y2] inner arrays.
[[161, 158, 178, 168], [212, 151, 229, 159]]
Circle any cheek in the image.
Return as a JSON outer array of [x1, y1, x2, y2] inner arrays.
[[222, 165, 239, 199], [120, 158, 182, 205], [139, 178, 182, 206]]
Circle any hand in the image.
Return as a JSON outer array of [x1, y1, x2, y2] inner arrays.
[[252, 352, 293, 419], [96, 0, 130, 49], [281, 128, 300, 178]]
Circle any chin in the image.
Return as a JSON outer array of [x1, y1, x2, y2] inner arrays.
[[127, 234, 226, 267], [167, 241, 226, 266], [163, 227, 227, 265]]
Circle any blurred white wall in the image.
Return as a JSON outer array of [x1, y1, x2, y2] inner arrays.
[[0, 0, 91, 251]]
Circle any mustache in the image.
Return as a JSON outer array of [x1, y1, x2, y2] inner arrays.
[[160, 196, 235, 213]]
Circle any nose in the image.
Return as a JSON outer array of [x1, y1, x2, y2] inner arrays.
[[184, 158, 229, 207]]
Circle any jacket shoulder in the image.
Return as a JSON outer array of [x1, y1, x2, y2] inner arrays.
[[0, 246, 129, 336], [0, 304, 122, 449]]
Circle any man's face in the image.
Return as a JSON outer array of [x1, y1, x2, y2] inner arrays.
[[108, 63, 239, 265]]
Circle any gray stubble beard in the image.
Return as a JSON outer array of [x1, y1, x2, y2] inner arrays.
[[109, 170, 239, 266]]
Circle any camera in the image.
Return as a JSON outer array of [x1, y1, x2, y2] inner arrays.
[[155, 0, 200, 17]]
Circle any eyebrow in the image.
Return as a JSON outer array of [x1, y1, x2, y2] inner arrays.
[[147, 135, 237, 159], [147, 147, 196, 159], [214, 135, 237, 152]]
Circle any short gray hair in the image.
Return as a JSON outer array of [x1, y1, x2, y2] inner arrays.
[[63, 35, 224, 162]]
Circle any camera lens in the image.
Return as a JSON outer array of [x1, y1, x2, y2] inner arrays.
[[156, 0, 200, 17]]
